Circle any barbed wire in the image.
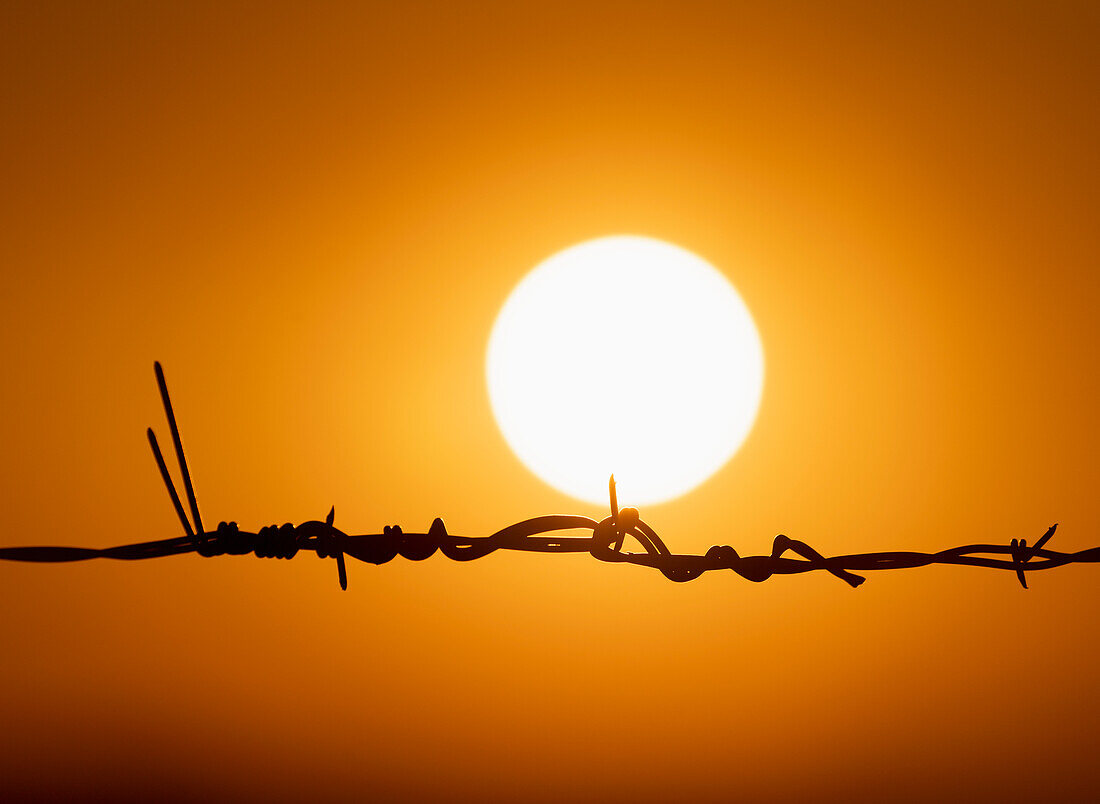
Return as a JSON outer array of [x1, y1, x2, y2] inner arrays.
[[1, 363, 1094, 591]]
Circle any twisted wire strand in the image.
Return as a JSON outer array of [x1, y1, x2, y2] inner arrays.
[[1, 515, 1092, 592], [1, 364, 1092, 591]]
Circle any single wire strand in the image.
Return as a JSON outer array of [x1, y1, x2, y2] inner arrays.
[[154, 361, 203, 535], [146, 428, 194, 539]]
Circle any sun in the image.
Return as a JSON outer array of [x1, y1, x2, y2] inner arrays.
[[486, 235, 764, 506]]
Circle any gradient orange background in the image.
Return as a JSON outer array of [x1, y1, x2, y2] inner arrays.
[[2, 2, 1098, 801]]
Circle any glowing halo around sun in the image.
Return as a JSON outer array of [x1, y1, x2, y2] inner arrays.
[[486, 235, 764, 506]]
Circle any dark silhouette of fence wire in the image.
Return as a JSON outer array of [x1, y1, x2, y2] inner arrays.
[[2, 363, 1095, 591]]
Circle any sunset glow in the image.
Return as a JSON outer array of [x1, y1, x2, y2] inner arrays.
[[2, 3, 1098, 801]]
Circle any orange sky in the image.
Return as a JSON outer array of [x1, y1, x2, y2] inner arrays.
[[2, 1, 1098, 801]]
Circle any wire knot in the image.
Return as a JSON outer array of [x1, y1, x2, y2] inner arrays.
[[256, 523, 298, 559], [314, 525, 340, 560], [199, 521, 242, 557]]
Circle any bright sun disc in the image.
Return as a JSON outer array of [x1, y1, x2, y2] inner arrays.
[[487, 235, 764, 506]]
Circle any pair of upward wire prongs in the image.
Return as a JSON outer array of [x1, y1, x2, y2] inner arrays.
[[147, 362, 203, 545]]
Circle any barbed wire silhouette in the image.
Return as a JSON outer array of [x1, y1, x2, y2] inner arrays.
[[2, 363, 1095, 591]]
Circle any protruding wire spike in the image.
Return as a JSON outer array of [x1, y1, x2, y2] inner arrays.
[[1026, 524, 1058, 561], [1011, 538, 1029, 589], [609, 474, 625, 553], [154, 362, 204, 535], [335, 550, 347, 591], [323, 505, 346, 589], [609, 474, 619, 520], [147, 428, 195, 539]]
